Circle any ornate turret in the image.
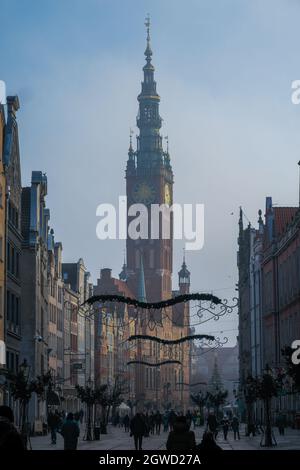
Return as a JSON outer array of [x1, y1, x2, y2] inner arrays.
[[258, 209, 264, 235], [135, 15, 166, 168], [178, 252, 190, 293], [119, 252, 127, 281]]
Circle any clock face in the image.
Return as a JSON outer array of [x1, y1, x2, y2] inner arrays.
[[132, 182, 156, 205], [164, 183, 171, 205]]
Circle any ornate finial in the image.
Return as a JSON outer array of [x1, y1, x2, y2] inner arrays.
[[129, 127, 134, 150], [144, 13, 152, 61], [183, 247, 186, 264], [145, 13, 150, 39]]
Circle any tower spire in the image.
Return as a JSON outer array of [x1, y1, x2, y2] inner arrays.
[[137, 252, 147, 302], [144, 14, 152, 63]]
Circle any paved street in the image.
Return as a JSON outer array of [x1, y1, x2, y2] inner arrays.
[[30, 424, 300, 451]]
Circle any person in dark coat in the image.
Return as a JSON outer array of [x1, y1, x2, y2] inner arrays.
[[149, 412, 155, 435], [60, 412, 80, 450], [207, 412, 218, 439], [130, 413, 146, 450], [276, 413, 286, 436], [162, 412, 169, 432], [79, 409, 84, 424], [123, 414, 130, 432], [143, 413, 150, 437], [48, 410, 61, 444], [166, 416, 196, 452], [168, 410, 177, 431], [221, 416, 229, 440], [231, 415, 240, 440], [0, 406, 24, 452], [186, 410, 193, 429], [154, 411, 162, 435], [197, 431, 223, 452]]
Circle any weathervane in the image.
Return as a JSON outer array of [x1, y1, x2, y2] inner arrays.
[[145, 13, 151, 37]]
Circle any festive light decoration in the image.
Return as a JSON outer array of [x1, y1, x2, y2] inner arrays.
[[128, 333, 214, 344], [83, 293, 221, 309], [127, 360, 182, 367]]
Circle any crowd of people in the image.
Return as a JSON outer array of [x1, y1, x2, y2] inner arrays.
[[0, 404, 289, 452], [127, 409, 240, 451]]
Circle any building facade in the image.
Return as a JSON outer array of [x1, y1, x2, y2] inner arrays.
[[238, 196, 300, 423], [62, 283, 80, 413], [3, 96, 23, 415], [0, 102, 6, 404], [47, 231, 64, 383], [62, 259, 94, 387], [21, 171, 50, 428]]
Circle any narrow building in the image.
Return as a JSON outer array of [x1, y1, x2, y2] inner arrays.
[[3, 96, 22, 417]]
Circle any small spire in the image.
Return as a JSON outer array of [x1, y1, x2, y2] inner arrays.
[[137, 251, 147, 302], [119, 249, 127, 281], [144, 14, 152, 62], [239, 206, 243, 231], [129, 128, 133, 149], [128, 127, 134, 153], [258, 209, 264, 235], [178, 249, 190, 286]]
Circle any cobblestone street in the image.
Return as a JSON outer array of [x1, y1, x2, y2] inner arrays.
[[29, 424, 300, 451]]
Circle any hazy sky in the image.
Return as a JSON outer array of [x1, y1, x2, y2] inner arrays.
[[1, 0, 300, 345]]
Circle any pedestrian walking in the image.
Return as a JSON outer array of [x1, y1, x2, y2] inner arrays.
[[79, 409, 84, 424], [221, 415, 229, 440], [130, 413, 146, 451], [154, 411, 162, 435], [0, 406, 24, 452], [231, 415, 240, 440], [48, 410, 61, 445], [162, 412, 169, 432], [168, 410, 177, 431], [276, 413, 286, 436], [123, 414, 130, 432], [192, 411, 197, 429], [186, 410, 192, 430], [207, 412, 218, 439], [60, 412, 80, 450], [166, 416, 196, 451], [149, 412, 155, 435]]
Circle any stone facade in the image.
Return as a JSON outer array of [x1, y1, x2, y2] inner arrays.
[[3, 96, 23, 417], [238, 197, 300, 423], [47, 233, 64, 382], [62, 259, 94, 387], [63, 283, 80, 413], [0, 103, 6, 404], [21, 171, 49, 428]]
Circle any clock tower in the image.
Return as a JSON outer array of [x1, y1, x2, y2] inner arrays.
[[126, 17, 173, 302]]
